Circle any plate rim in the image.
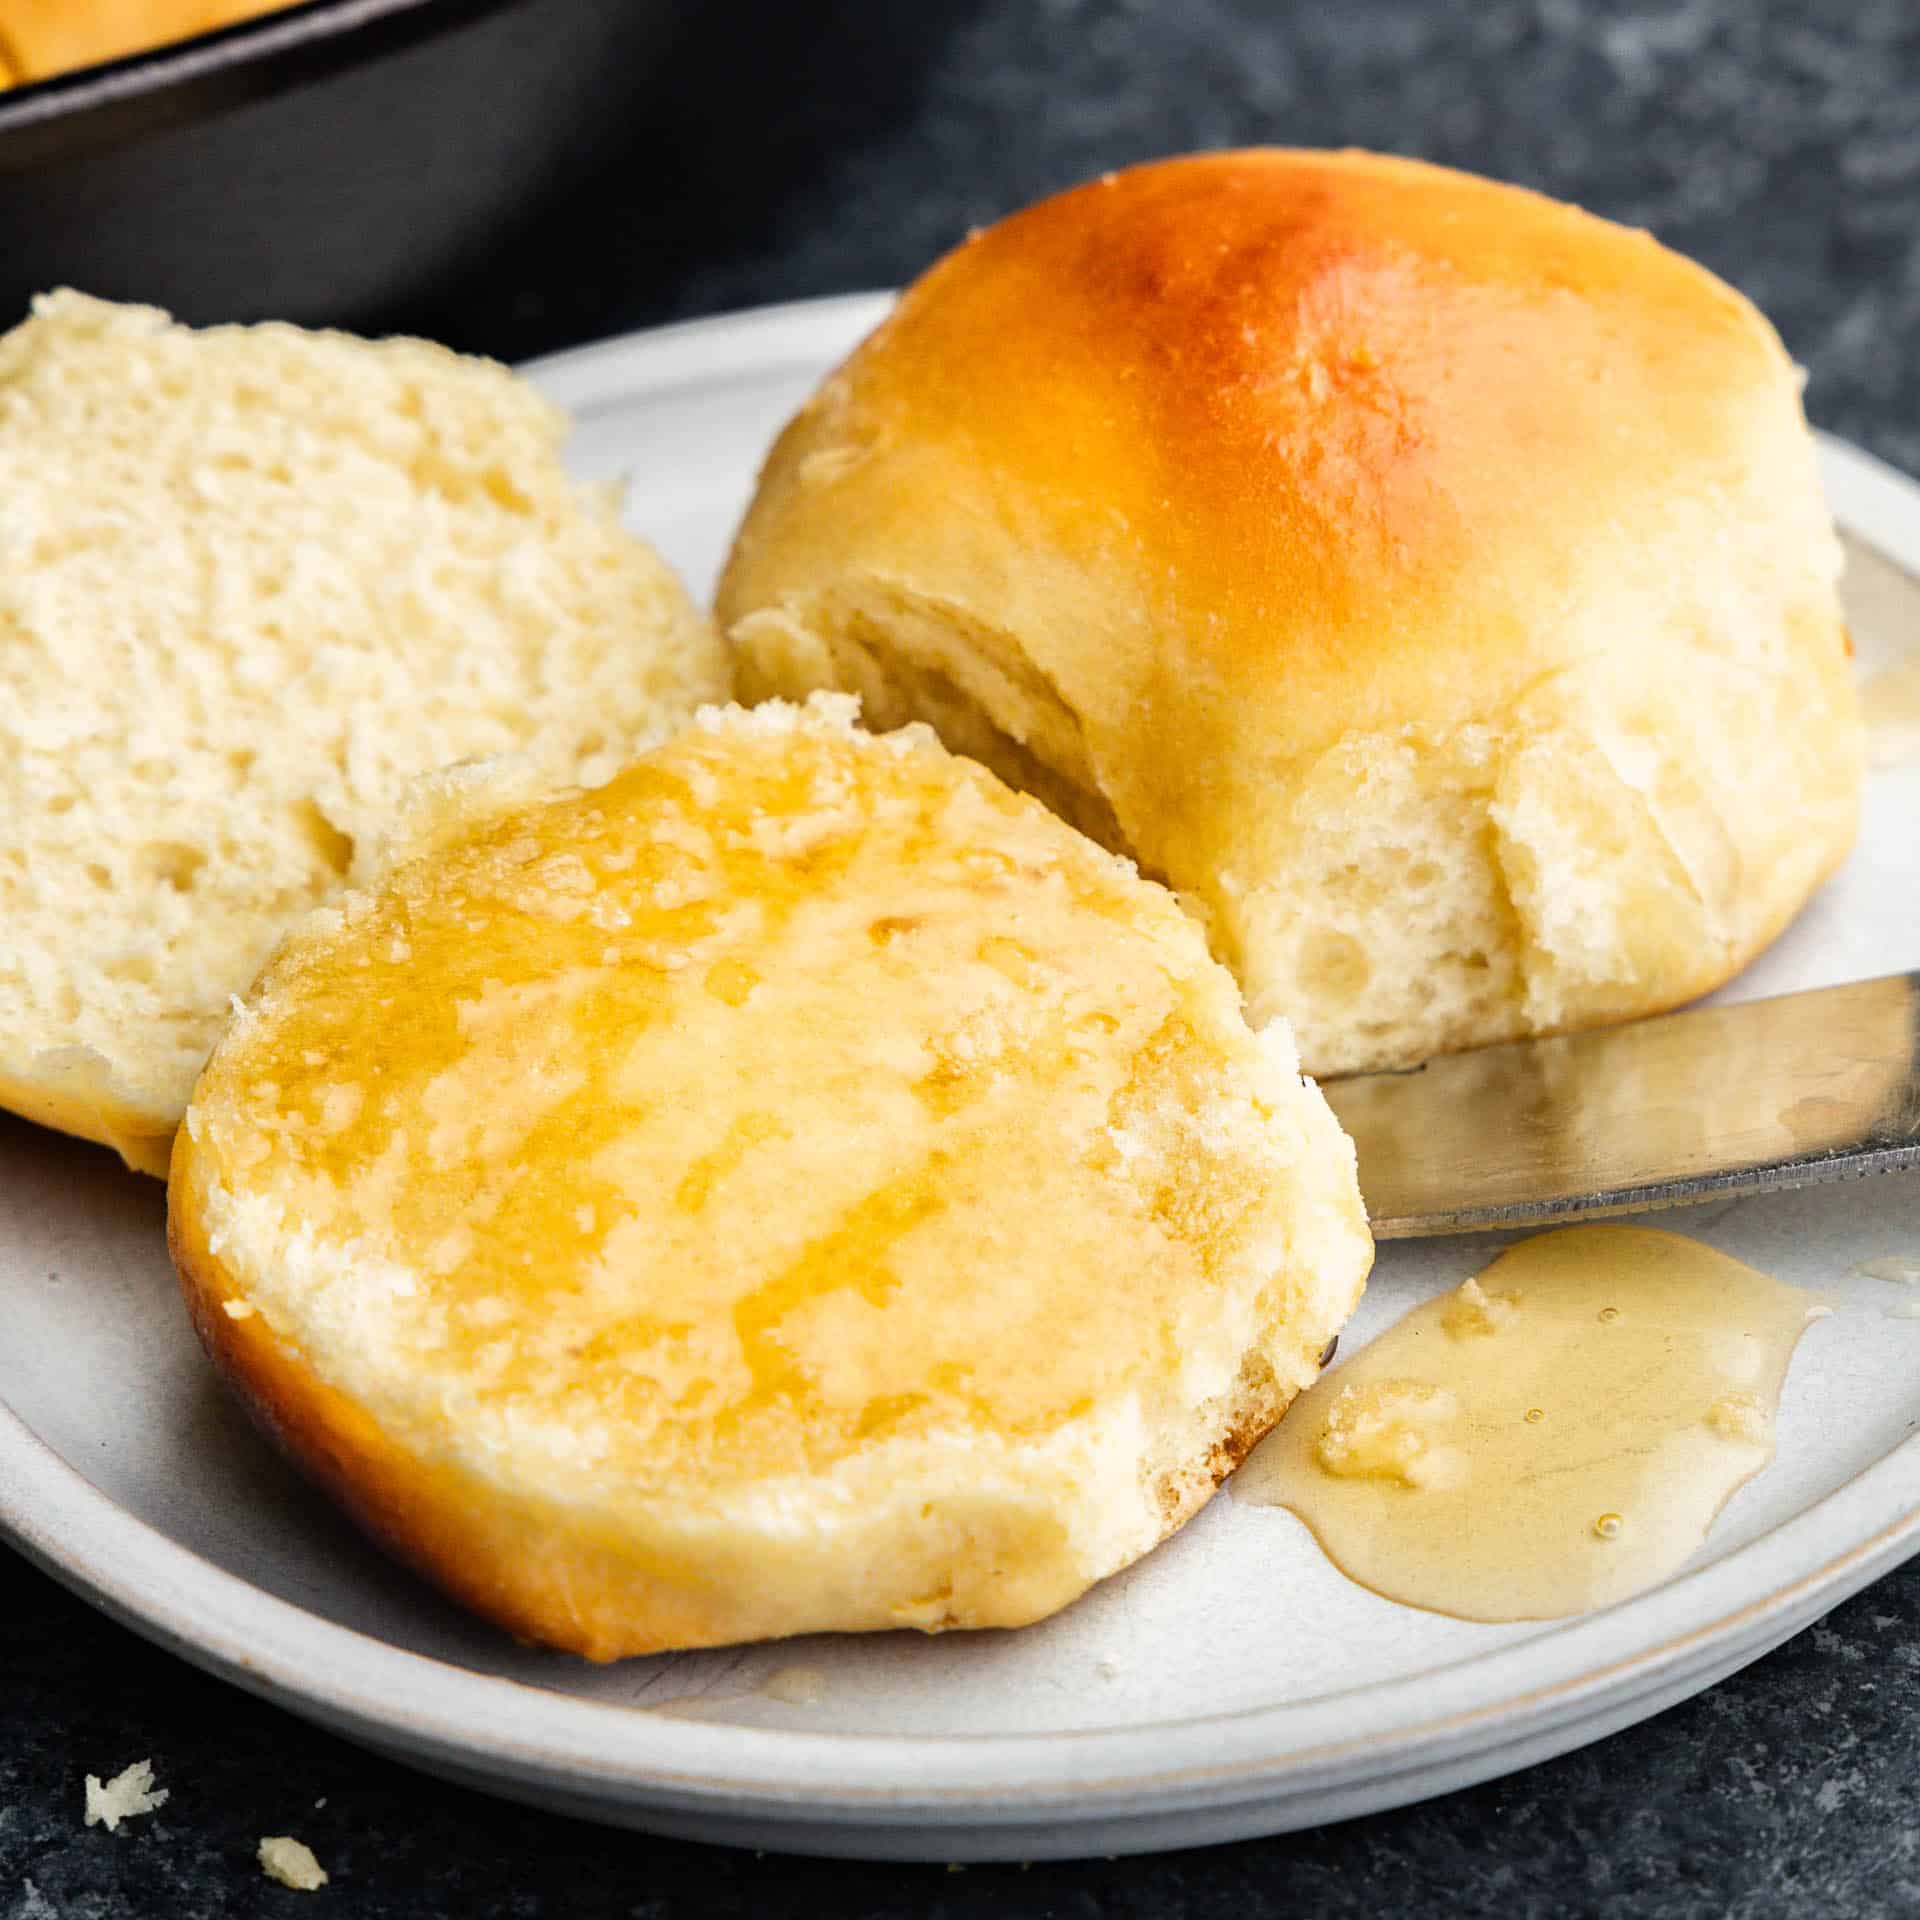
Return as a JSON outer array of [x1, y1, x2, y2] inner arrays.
[[4, 290, 1918, 1835], [6, 1389, 1917, 1819]]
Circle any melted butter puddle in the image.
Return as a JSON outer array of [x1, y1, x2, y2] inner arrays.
[[1234, 1226, 1827, 1623]]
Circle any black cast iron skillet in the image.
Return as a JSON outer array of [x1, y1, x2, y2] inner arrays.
[[0, 0, 700, 329]]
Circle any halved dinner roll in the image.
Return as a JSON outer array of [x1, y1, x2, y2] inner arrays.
[[0, 291, 728, 1173], [169, 696, 1372, 1658], [718, 149, 1864, 1076]]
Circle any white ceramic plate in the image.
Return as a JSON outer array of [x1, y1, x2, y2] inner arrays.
[[4, 295, 1918, 1863]]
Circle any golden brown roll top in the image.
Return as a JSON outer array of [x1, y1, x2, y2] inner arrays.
[[719, 148, 1863, 1074], [0, 0, 288, 87]]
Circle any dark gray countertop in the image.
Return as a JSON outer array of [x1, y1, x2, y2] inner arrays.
[[5, 1, 1920, 1913]]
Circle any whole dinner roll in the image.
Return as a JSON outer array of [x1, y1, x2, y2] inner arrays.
[[169, 696, 1372, 1658], [718, 149, 1864, 1075]]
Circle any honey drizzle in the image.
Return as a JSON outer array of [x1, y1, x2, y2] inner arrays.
[[1234, 1226, 1826, 1622], [195, 722, 1283, 1492]]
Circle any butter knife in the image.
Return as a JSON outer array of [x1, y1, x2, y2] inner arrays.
[[1322, 972, 1920, 1238]]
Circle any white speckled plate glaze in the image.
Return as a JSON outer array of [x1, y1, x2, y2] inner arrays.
[[3, 295, 1918, 1862]]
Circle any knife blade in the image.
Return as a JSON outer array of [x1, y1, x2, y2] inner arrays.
[[1321, 972, 1920, 1239]]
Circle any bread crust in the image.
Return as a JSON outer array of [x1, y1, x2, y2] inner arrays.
[[720, 149, 1864, 1072], [172, 1155, 1295, 1659], [0, 1059, 173, 1176], [170, 1161, 633, 1654]]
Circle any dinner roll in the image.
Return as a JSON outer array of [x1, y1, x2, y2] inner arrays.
[[0, 290, 728, 1173], [718, 149, 1864, 1076], [0, 0, 286, 87], [168, 695, 1371, 1658]]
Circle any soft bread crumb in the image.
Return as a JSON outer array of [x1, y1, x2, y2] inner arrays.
[[84, 1759, 168, 1832], [694, 688, 864, 739], [258, 1836, 329, 1891], [0, 290, 729, 1165]]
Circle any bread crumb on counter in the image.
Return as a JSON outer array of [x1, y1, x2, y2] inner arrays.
[[83, 1759, 169, 1832], [258, 1835, 329, 1891]]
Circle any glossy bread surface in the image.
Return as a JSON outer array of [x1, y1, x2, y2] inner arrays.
[[171, 698, 1371, 1656]]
